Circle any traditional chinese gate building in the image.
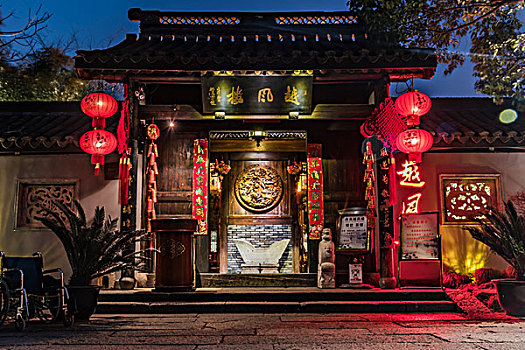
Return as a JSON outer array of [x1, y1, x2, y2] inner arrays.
[[75, 9, 437, 286]]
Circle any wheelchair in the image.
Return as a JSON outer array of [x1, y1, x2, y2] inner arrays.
[[0, 252, 74, 330]]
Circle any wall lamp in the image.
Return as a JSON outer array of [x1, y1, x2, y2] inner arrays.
[[289, 111, 300, 120], [248, 130, 268, 147]]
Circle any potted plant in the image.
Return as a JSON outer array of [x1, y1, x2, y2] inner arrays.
[[464, 200, 525, 317], [37, 200, 146, 320]]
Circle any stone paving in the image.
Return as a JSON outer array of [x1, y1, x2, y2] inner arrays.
[[0, 313, 523, 349]]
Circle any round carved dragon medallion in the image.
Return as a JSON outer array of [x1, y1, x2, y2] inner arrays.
[[234, 165, 283, 212]]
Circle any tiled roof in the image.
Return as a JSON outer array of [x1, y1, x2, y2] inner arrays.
[[75, 9, 436, 79], [0, 99, 523, 153], [0, 102, 118, 153], [420, 98, 525, 148]]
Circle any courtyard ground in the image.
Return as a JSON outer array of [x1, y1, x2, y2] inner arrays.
[[0, 313, 523, 349]]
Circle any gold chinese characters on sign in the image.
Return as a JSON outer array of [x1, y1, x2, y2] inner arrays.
[[202, 76, 313, 114], [235, 165, 283, 212]]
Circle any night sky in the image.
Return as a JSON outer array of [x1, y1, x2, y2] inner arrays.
[[3, 0, 485, 97]]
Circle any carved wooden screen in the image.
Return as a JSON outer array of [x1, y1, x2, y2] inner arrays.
[[439, 174, 501, 225], [16, 180, 77, 229], [227, 160, 290, 219]]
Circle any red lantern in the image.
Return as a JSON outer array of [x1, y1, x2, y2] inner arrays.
[[81, 93, 118, 129], [80, 129, 117, 175], [395, 128, 433, 163], [395, 91, 431, 126], [146, 123, 160, 140]]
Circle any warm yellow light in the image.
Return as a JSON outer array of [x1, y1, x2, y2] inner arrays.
[[442, 226, 491, 275]]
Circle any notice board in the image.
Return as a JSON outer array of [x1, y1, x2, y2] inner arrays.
[[399, 212, 442, 288], [338, 214, 370, 251], [400, 212, 440, 260]]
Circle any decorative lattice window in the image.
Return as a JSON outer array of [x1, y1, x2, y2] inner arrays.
[[275, 16, 357, 25], [439, 174, 501, 225], [16, 180, 77, 229], [159, 16, 240, 25]]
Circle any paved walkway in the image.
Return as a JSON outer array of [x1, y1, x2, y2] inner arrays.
[[0, 313, 523, 349]]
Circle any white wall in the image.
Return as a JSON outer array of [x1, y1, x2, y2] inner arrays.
[[0, 153, 119, 280], [393, 152, 525, 275]]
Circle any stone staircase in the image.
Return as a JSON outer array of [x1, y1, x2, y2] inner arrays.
[[96, 287, 460, 314]]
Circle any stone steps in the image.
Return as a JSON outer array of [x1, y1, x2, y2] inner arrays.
[[96, 300, 458, 314], [96, 288, 460, 314], [198, 273, 318, 288]]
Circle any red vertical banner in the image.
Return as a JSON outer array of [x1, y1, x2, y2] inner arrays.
[[307, 144, 324, 240], [192, 139, 209, 235]]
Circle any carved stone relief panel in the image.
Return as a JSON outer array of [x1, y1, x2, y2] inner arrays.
[[234, 165, 283, 213], [16, 180, 77, 229]]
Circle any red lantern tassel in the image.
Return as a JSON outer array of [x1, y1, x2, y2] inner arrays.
[[91, 154, 104, 176], [92, 118, 106, 129], [119, 155, 130, 204]]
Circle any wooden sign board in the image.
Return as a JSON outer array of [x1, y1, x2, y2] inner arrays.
[[400, 212, 440, 260], [202, 75, 313, 114]]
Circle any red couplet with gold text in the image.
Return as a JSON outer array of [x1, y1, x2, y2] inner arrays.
[[307, 144, 324, 239], [192, 139, 209, 235]]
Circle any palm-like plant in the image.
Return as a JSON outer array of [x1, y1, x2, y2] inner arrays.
[[37, 200, 147, 286], [464, 200, 525, 281]]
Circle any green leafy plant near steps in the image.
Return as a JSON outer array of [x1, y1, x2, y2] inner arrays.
[[464, 200, 525, 281], [37, 200, 148, 286]]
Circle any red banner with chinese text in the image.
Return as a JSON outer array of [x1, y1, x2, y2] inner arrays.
[[307, 144, 324, 239], [192, 139, 209, 235]]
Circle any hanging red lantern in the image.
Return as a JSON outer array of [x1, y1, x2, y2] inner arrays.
[[80, 129, 117, 175], [146, 123, 160, 140], [395, 128, 433, 163], [395, 91, 431, 126], [81, 92, 119, 129]]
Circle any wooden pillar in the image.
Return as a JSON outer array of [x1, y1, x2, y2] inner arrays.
[[119, 81, 140, 285], [376, 154, 396, 288]]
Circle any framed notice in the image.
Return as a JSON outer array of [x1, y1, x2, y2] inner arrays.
[[337, 211, 370, 251], [400, 212, 440, 260], [440, 174, 501, 225], [349, 264, 363, 284]]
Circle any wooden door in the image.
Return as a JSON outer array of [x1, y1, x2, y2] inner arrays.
[[219, 159, 295, 273]]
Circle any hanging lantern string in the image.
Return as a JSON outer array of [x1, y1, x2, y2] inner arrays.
[[145, 118, 160, 233]]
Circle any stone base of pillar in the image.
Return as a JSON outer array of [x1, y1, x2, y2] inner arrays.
[[379, 276, 397, 289]]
